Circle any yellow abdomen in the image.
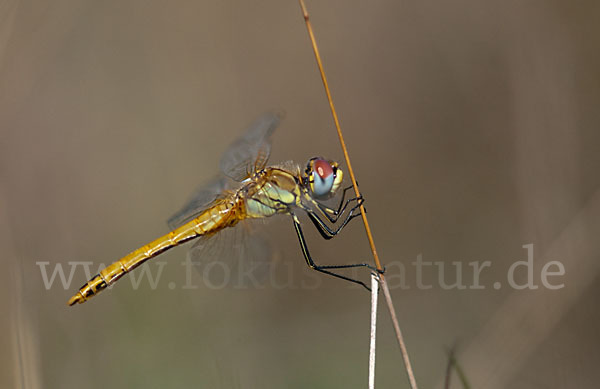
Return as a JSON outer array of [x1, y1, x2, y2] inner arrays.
[[68, 201, 235, 305]]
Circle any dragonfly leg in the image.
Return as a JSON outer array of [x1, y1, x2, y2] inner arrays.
[[292, 215, 379, 291], [305, 199, 364, 240], [315, 185, 363, 223]]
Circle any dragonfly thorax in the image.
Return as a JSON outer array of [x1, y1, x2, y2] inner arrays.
[[242, 168, 301, 219]]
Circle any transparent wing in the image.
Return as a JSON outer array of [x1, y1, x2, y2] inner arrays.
[[167, 176, 231, 230], [168, 111, 283, 230], [274, 160, 301, 175], [219, 111, 284, 181], [186, 220, 278, 287]]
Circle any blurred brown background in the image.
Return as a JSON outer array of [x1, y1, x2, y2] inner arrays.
[[2, 0, 600, 388]]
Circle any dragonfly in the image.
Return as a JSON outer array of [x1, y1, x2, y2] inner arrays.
[[68, 112, 378, 306]]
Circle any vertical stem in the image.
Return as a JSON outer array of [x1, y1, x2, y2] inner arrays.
[[381, 278, 419, 389], [297, 1, 419, 388], [369, 273, 379, 389], [297, 0, 381, 271]]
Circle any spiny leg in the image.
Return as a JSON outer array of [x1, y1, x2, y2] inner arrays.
[[304, 200, 382, 273], [292, 215, 376, 291], [306, 197, 364, 240], [306, 210, 382, 274], [305, 204, 385, 274], [315, 185, 363, 223]]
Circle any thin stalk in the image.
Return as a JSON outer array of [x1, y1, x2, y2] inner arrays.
[[297, 1, 418, 388], [368, 273, 379, 389], [445, 347, 471, 389]]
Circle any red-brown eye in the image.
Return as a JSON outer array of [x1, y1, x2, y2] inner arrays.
[[313, 158, 333, 179], [310, 158, 335, 197]]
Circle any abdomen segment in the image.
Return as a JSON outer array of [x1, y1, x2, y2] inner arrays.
[[67, 202, 234, 305]]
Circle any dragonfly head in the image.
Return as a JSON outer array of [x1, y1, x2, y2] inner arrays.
[[303, 157, 343, 198]]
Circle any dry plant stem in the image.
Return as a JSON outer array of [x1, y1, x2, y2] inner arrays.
[[369, 273, 379, 389], [380, 279, 418, 389], [297, 1, 418, 388], [298, 0, 381, 269], [444, 346, 455, 389]]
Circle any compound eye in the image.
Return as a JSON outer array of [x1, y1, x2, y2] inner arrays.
[[311, 159, 335, 197]]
